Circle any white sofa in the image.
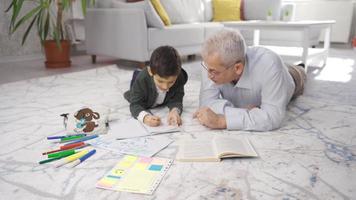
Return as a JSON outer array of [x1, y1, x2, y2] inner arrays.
[[85, 0, 320, 63]]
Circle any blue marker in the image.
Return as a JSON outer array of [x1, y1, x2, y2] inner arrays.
[[66, 134, 99, 144], [70, 149, 96, 167], [47, 136, 66, 140]]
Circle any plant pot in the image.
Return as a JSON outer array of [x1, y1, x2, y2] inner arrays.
[[44, 40, 71, 68]]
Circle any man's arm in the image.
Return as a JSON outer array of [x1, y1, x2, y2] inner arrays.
[[199, 70, 233, 114]]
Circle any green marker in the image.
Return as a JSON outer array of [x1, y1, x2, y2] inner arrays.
[[47, 149, 77, 158], [60, 135, 86, 142], [39, 157, 61, 164]]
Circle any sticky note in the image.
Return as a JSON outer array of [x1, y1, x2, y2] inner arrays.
[[134, 163, 148, 170], [149, 165, 163, 171], [97, 177, 117, 188], [139, 157, 152, 163], [124, 155, 138, 162]]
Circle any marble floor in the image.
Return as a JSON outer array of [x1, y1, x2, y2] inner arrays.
[[0, 47, 355, 199]]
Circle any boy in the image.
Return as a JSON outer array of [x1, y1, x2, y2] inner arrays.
[[124, 46, 188, 127]]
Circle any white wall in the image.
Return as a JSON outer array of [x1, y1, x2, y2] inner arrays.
[[284, 0, 355, 43]]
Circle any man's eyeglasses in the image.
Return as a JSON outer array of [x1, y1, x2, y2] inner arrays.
[[201, 61, 240, 77]]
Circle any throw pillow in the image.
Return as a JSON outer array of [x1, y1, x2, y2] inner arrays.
[[111, 0, 165, 28], [150, 0, 171, 26], [212, 0, 242, 21], [160, 0, 204, 24]]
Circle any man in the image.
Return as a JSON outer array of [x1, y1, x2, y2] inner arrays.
[[194, 29, 306, 131]]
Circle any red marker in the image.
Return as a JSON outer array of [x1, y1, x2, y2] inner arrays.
[[41, 142, 86, 155]]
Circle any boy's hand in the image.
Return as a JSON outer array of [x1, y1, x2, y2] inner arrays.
[[143, 115, 161, 127], [168, 108, 182, 126]]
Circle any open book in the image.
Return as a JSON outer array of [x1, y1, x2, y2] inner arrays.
[[176, 135, 258, 162]]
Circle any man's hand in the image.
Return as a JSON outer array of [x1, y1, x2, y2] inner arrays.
[[193, 107, 226, 129], [143, 115, 161, 127], [168, 108, 182, 126]]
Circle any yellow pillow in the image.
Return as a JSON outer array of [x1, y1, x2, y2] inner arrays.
[[150, 0, 171, 26], [213, 0, 242, 21]]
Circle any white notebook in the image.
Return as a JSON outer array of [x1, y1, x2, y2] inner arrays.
[[111, 118, 180, 139]]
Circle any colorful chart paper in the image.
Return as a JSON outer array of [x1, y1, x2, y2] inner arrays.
[[96, 155, 173, 195]]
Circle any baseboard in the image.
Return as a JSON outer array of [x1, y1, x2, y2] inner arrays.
[[0, 54, 44, 63]]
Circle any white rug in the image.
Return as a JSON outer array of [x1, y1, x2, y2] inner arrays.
[[0, 65, 354, 199]]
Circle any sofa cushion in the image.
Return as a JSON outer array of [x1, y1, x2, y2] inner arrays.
[[148, 24, 205, 50], [202, 0, 213, 22], [151, 0, 171, 25], [112, 0, 165, 28], [213, 0, 242, 21], [244, 0, 281, 20], [160, 0, 205, 24]]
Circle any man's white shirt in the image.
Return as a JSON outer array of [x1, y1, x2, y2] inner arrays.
[[200, 46, 295, 131]]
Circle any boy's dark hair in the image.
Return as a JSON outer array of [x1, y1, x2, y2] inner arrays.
[[149, 46, 181, 77]]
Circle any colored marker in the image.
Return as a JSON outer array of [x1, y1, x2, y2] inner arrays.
[[47, 136, 66, 140], [60, 142, 86, 150], [60, 135, 87, 143], [54, 150, 89, 168], [68, 149, 96, 168], [47, 149, 81, 158], [66, 135, 98, 144], [39, 157, 61, 164], [41, 142, 86, 155], [47, 134, 86, 140]]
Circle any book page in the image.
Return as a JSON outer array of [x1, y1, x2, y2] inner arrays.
[[213, 136, 258, 158], [176, 138, 219, 162]]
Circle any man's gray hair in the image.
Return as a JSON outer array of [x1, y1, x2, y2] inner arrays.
[[201, 29, 246, 67]]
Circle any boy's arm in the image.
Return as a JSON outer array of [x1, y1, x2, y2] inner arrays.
[[129, 81, 151, 119], [166, 84, 184, 115], [166, 70, 188, 115]]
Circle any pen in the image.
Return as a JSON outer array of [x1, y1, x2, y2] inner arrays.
[[68, 149, 96, 168], [54, 150, 89, 168]]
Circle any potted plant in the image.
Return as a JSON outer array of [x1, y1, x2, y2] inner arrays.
[[6, 0, 95, 68]]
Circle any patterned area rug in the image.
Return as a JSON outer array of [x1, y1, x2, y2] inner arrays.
[[0, 65, 354, 199]]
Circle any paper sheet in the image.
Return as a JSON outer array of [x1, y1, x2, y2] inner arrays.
[[87, 134, 173, 157], [96, 155, 172, 194]]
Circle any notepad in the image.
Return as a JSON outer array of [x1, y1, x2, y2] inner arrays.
[[96, 155, 172, 195], [111, 117, 180, 139], [176, 135, 258, 162]]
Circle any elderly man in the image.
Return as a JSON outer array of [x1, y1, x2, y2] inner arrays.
[[194, 29, 306, 131]]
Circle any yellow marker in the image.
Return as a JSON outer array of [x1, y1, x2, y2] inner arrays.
[[55, 150, 89, 168]]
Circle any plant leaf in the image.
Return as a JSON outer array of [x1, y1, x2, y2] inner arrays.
[[22, 13, 40, 45], [12, 5, 42, 35]]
